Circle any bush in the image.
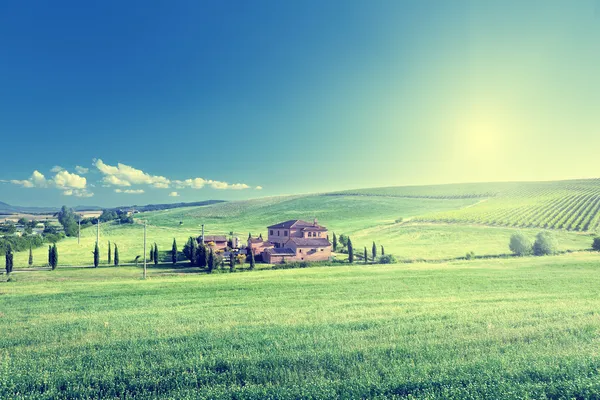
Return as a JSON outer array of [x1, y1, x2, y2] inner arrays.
[[378, 254, 397, 264], [533, 231, 558, 256], [465, 251, 475, 260], [592, 237, 600, 251], [509, 233, 532, 256]]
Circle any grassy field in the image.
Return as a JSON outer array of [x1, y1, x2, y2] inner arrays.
[[2, 253, 600, 398], [11, 182, 600, 267]]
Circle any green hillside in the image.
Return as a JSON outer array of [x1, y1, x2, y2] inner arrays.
[[11, 179, 600, 267], [413, 179, 600, 231], [3, 253, 600, 398]]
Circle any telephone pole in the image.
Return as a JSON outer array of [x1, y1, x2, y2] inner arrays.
[[143, 220, 147, 279]]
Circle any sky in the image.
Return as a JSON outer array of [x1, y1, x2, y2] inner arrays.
[[1, 1, 599, 207]]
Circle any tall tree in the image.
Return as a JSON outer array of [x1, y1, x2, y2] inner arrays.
[[51, 244, 58, 270], [348, 238, 354, 263], [28, 246, 33, 267], [381, 245, 384, 256], [364, 247, 368, 264], [5, 245, 13, 275], [208, 249, 215, 273], [93, 243, 99, 268], [229, 252, 235, 272], [114, 243, 119, 266], [108, 241, 112, 264], [372, 241, 377, 261], [333, 233, 337, 252], [149, 244, 154, 262], [172, 238, 178, 265], [48, 245, 52, 267], [154, 243, 159, 265], [249, 250, 255, 270]]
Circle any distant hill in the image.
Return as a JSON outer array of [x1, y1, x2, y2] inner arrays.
[[0, 200, 225, 215], [112, 200, 226, 213]]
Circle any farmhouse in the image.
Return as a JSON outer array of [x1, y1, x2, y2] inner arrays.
[[198, 235, 228, 250], [261, 219, 332, 263]]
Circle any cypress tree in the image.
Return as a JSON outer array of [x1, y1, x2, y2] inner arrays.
[[154, 243, 158, 265], [114, 243, 119, 266], [93, 243, 99, 268], [204, 246, 210, 267], [364, 247, 368, 264], [372, 241, 377, 261], [248, 232, 252, 240], [381, 245, 384, 256], [149, 244, 154, 262], [348, 238, 354, 263], [229, 252, 235, 272], [191, 240, 198, 266], [332, 232, 337, 252], [108, 241, 112, 264], [51, 244, 58, 270], [48, 245, 52, 267], [208, 249, 215, 273], [172, 238, 177, 265], [28, 246, 33, 267], [249, 250, 255, 270], [5, 245, 13, 275]]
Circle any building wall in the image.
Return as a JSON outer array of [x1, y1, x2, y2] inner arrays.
[[287, 242, 332, 262]]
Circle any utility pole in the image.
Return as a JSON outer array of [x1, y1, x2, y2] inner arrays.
[[143, 220, 147, 279]]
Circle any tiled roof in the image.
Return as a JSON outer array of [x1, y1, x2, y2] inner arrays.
[[267, 219, 326, 229], [201, 235, 228, 242], [287, 237, 331, 247], [266, 248, 296, 256]]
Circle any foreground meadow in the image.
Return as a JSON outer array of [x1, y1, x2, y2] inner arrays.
[[2, 253, 600, 399]]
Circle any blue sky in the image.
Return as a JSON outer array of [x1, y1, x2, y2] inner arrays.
[[1, 1, 599, 207]]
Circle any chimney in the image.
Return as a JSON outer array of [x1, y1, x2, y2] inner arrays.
[[313, 218, 318, 226]]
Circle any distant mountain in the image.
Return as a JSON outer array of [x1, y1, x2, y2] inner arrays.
[[0, 200, 226, 215], [112, 200, 226, 213], [0, 201, 60, 215]]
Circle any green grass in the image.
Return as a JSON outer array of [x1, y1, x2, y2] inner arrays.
[[351, 223, 594, 260], [3, 253, 600, 398]]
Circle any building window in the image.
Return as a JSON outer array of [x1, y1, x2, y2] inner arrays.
[[321, 249, 323, 251], [277, 231, 280, 236], [299, 249, 302, 253], [270, 230, 273, 235], [284, 231, 288, 236], [307, 232, 311, 237]]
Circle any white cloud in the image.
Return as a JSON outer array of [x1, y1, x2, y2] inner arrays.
[[168, 191, 180, 197], [9, 169, 93, 197], [10, 170, 47, 188], [53, 170, 87, 189], [75, 166, 89, 174], [50, 166, 64, 173], [63, 189, 94, 198], [255, 186, 263, 190], [103, 175, 131, 187], [94, 159, 170, 188], [115, 188, 145, 194], [173, 178, 251, 190]]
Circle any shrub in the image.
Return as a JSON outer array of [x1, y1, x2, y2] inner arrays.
[[533, 231, 558, 256], [378, 254, 397, 264], [509, 233, 532, 256], [465, 251, 475, 260], [592, 237, 600, 251]]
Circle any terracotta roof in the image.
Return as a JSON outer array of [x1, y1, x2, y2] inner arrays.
[[248, 238, 263, 243], [287, 237, 331, 247], [301, 226, 327, 231], [265, 248, 296, 256], [201, 235, 227, 242], [267, 219, 325, 229]]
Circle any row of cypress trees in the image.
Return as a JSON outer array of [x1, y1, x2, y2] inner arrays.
[[93, 242, 119, 268], [332, 232, 385, 264]]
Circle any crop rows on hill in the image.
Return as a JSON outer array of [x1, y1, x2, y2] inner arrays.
[[413, 180, 600, 232]]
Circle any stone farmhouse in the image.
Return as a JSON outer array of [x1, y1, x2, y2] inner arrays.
[[198, 235, 228, 250], [248, 219, 332, 263]]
